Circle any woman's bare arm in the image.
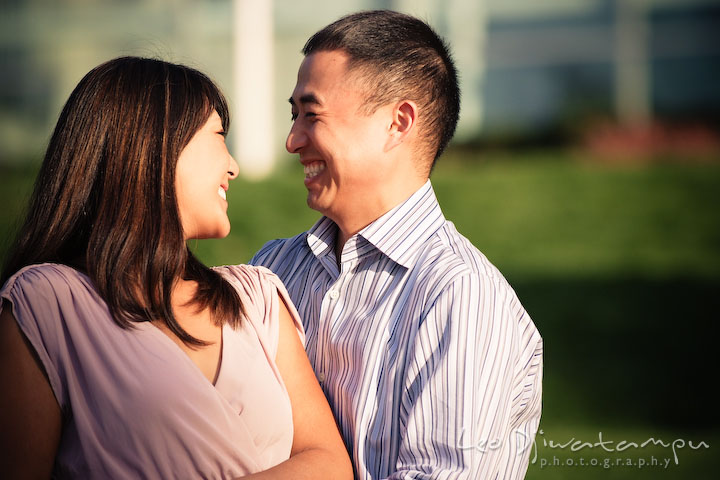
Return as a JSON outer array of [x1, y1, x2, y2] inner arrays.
[[0, 306, 61, 478], [241, 298, 353, 480]]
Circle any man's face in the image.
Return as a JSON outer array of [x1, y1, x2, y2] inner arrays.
[[287, 50, 394, 226]]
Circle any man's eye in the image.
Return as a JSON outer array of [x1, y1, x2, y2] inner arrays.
[[290, 111, 317, 121]]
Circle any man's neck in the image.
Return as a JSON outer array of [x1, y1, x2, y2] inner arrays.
[[334, 230, 348, 267], [331, 178, 429, 266]]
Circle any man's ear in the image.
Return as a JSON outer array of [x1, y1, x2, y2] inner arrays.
[[385, 100, 417, 151]]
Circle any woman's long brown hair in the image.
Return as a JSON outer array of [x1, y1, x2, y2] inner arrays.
[[1, 56, 243, 346]]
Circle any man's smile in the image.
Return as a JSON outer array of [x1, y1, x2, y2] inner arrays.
[[304, 161, 326, 180]]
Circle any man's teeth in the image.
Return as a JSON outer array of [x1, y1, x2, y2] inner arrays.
[[218, 187, 227, 200], [304, 162, 326, 178]]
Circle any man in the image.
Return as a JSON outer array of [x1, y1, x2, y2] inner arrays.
[[251, 10, 542, 479]]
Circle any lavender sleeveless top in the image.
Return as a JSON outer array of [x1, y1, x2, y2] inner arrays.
[[0, 263, 305, 479]]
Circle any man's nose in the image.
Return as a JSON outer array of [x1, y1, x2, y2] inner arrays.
[[286, 122, 306, 153]]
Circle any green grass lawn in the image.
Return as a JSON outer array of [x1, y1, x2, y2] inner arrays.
[[4, 151, 719, 278], [2, 149, 719, 478]]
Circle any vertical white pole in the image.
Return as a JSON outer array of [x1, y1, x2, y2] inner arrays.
[[232, 0, 274, 180], [445, 0, 487, 139], [615, 0, 650, 126]]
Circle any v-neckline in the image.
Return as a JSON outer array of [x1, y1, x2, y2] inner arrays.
[[68, 266, 227, 386], [212, 326, 225, 386], [145, 321, 226, 387]]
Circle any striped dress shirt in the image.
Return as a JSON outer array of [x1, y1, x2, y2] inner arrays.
[[250, 180, 543, 479]]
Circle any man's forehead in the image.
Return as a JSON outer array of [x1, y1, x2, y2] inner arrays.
[[291, 51, 365, 103], [301, 50, 349, 73]]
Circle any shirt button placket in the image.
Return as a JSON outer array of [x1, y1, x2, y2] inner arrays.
[[316, 280, 340, 387]]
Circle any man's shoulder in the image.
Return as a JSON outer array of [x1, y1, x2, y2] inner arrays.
[[419, 222, 536, 335], [251, 232, 306, 260], [249, 231, 313, 272], [418, 220, 505, 284]]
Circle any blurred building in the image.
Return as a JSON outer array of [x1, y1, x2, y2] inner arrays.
[[1, 0, 718, 168], [482, 0, 720, 147]]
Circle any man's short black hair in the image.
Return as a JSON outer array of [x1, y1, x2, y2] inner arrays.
[[303, 10, 460, 172]]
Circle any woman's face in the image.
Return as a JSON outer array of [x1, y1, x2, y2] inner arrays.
[[175, 110, 239, 240]]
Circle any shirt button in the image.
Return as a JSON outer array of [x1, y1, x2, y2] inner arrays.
[[328, 289, 339, 300], [317, 372, 326, 382]]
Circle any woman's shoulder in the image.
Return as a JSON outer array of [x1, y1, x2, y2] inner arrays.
[[213, 264, 304, 344], [0, 264, 104, 410], [1, 263, 90, 299], [1, 263, 104, 326], [1, 262, 106, 345], [214, 263, 277, 279], [213, 264, 283, 294]]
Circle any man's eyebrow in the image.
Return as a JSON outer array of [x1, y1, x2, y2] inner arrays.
[[288, 94, 322, 107]]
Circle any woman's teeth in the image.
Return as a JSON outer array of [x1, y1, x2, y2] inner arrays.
[[218, 187, 227, 200], [304, 162, 326, 179]]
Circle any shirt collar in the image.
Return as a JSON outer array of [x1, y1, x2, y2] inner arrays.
[[304, 180, 445, 268], [305, 215, 337, 259], [358, 180, 445, 268]]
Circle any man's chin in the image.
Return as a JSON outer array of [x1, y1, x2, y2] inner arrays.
[[306, 198, 322, 213], [306, 194, 329, 216]]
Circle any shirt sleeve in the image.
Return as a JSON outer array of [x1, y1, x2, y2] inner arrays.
[[387, 273, 543, 480], [217, 264, 305, 357], [249, 240, 276, 266], [0, 266, 69, 408]]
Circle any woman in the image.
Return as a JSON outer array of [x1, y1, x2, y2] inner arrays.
[[0, 57, 352, 479]]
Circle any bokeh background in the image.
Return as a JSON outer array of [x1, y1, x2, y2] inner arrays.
[[1, 1, 719, 478]]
